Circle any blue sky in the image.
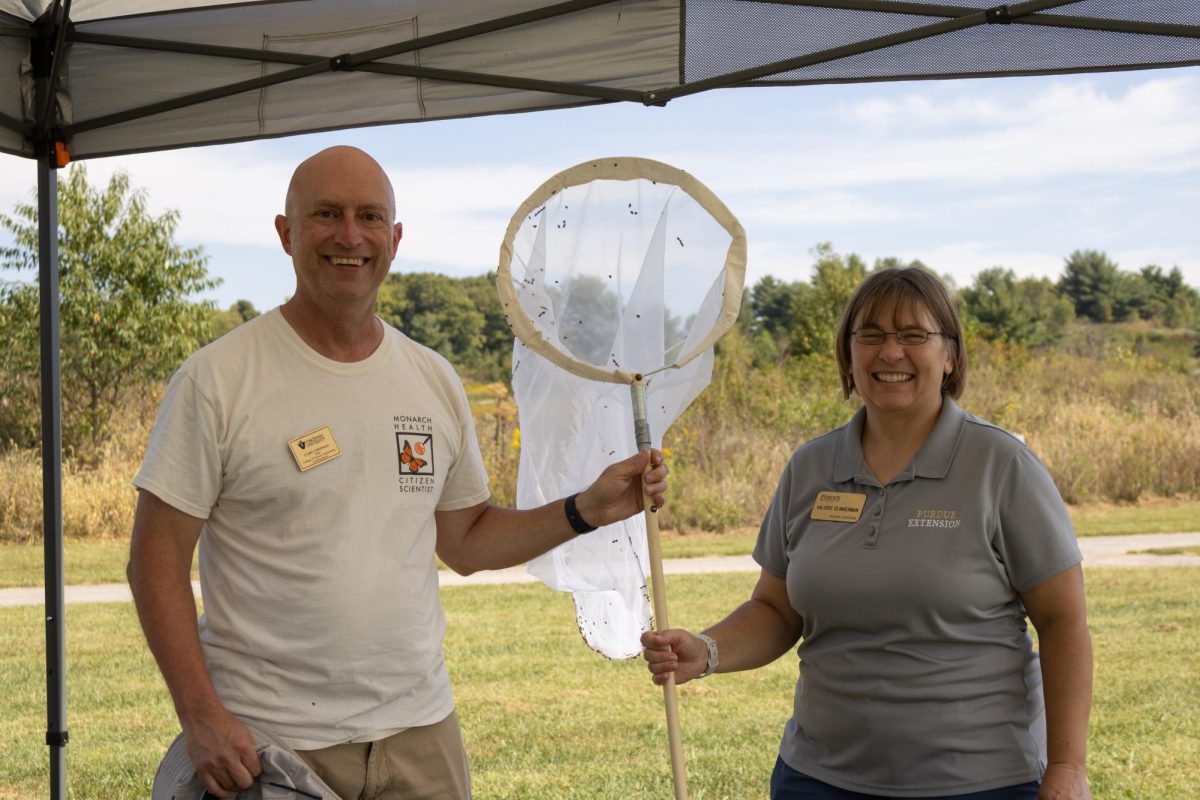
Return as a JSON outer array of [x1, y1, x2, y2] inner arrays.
[[2, 67, 1198, 312]]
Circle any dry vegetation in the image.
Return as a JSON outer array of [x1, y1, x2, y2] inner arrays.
[[657, 324, 1200, 531], [0, 388, 160, 544], [1, 324, 1197, 543]]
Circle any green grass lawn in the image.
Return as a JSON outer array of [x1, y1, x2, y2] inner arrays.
[[4, 497, 1196, 589], [1131, 545, 1200, 557], [0, 538, 198, 589], [1, 568, 1197, 799], [1067, 498, 1200, 538]]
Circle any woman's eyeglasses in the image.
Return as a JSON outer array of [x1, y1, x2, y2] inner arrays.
[[852, 327, 943, 346]]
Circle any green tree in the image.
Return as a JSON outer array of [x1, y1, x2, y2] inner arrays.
[[0, 282, 40, 448], [960, 268, 1075, 347], [377, 272, 486, 367], [748, 244, 872, 366], [1059, 250, 1123, 322], [1114, 269, 1155, 322], [748, 274, 802, 366], [788, 244, 869, 358], [0, 165, 217, 454], [460, 272, 516, 380], [1137, 265, 1199, 328], [205, 299, 260, 343]]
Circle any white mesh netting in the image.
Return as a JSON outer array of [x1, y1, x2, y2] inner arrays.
[[498, 158, 745, 659]]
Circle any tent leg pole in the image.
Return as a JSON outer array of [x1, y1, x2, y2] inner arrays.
[[38, 149, 68, 800]]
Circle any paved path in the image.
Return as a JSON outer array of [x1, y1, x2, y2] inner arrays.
[[2, 533, 1198, 609]]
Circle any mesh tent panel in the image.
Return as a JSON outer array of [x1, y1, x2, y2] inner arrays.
[[684, 0, 1200, 84]]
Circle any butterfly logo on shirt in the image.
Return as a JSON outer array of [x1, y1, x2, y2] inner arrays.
[[400, 439, 427, 473], [393, 429, 436, 479]]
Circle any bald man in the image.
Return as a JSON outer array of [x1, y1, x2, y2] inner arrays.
[[128, 147, 667, 799]]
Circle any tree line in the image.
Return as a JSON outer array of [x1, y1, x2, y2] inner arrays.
[[2, 168, 1197, 457], [747, 244, 1199, 367]]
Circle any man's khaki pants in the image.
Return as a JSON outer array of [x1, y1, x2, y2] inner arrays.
[[296, 710, 471, 800]]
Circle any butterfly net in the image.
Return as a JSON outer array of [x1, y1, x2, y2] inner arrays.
[[498, 157, 745, 659]]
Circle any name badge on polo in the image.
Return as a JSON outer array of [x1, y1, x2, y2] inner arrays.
[[287, 426, 342, 472], [811, 491, 867, 523]]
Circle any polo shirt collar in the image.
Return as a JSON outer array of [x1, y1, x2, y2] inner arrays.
[[832, 408, 867, 484], [913, 396, 967, 479], [833, 396, 967, 485]]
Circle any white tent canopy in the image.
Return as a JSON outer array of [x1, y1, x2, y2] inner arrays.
[[3, 0, 1198, 161], [1, 1, 1197, 797], [0, 0, 680, 158]]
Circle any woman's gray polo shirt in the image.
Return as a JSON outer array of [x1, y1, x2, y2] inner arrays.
[[753, 397, 1081, 797]]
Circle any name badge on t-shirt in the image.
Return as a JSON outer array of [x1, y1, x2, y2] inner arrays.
[[811, 491, 867, 523], [287, 426, 342, 472]]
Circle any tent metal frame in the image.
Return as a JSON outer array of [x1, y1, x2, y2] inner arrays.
[[6, 0, 1200, 797], [7, 0, 1200, 145], [29, 2, 71, 797]]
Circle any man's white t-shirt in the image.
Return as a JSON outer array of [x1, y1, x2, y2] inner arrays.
[[135, 308, 491, 749]]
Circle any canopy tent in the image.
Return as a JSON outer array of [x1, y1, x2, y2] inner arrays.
[[1, 0, 1197, 796], [4, 0, 1200, 161]]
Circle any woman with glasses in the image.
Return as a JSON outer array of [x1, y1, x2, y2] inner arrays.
[[642, 268, 1092, 800]]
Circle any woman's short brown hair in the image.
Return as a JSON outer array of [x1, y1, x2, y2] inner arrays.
[[834, 267, 968, 400]]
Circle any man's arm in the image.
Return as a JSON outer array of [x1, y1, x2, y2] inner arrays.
[[1021, 563, 1093, 800], [435, 448, 667, 575], [127, 489, 260, 799]]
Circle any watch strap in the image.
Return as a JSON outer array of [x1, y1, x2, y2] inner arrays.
[[697, 632, 719, 678], [564, 493, 598, 535]]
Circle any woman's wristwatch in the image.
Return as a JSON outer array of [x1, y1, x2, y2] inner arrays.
[[696, 632, 719, 678]]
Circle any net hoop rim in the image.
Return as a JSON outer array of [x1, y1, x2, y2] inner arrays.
[[497, 156, 747, 385]]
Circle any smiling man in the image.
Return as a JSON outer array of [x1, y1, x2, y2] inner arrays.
[[275, 148, 403, 360], [128, 146, 668, 800]]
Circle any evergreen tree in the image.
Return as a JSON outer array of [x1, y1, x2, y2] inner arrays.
[[961, 268, 1074, 346], [1059, 250, 1122, 322]]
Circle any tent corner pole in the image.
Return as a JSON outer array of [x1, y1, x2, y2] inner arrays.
[[33, 3, 71, 797], [37, 141, 68, 800]]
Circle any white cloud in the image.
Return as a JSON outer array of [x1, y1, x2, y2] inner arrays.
[[0, 156, 38, 215], [676, 75, 1200, 195], [26, 148, 555, 273], [385, 163, 552, 271], [0, 145, 294, 250], [1108, 245, 1200, 276], [740, 191, 908, 227], [742, 238, 1064, 293], [2, 71, 1197, 303], [907, 242, 1065, 288]]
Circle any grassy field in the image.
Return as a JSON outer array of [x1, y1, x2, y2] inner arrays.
[[1132, 545, 1200, 556], [1, 496, 1197, 590], [0, 538, 199, 590], [1, 568, 1197, 799], [1067, 498, 1200, 538]]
